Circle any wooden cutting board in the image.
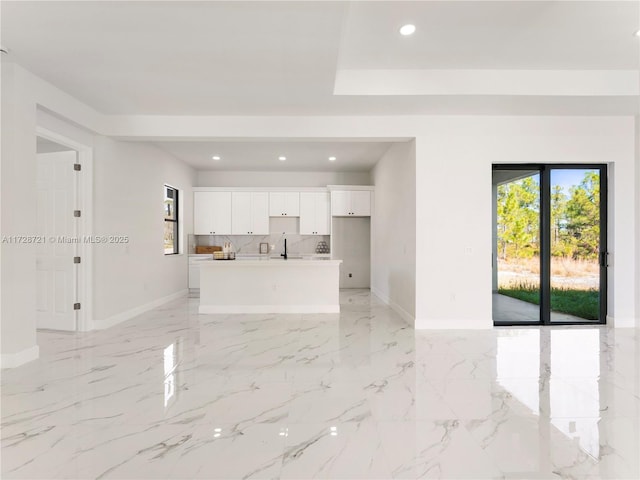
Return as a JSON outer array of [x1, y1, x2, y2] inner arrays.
[[195, 246, 223, 254]]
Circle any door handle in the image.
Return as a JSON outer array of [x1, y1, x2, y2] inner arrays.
[[599, 252, 609, 267]]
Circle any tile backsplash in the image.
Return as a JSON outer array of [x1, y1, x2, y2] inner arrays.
[[191, 234, 330, 255]]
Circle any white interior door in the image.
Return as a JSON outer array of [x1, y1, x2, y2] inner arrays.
[[36, 151, 78, 331]]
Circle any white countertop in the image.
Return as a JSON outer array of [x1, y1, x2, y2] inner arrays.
[[190, 253, 331, 260], [201, 257, 341, 267]]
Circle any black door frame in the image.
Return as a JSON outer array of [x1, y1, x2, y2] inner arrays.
[[493, 164, 608, 326]]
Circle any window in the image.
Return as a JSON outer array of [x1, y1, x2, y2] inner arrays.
[[164, 185, 179, 255]]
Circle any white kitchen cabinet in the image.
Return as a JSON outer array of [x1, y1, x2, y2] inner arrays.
[[350, 191, 371, 216], [194, 191, 232, 235], [299, 192, 330, 235], [331, 190, 371, 217], [269, 192, 300, 217], [232, 192, 269, 235], [331, 191, 350, 216]]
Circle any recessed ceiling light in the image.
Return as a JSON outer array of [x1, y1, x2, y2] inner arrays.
[[635, 29, 640, 37], [278, 156, 286, 161], [212, 155, 221, 161], [399, 24, 416, 36], [328, 156, 337, 161]]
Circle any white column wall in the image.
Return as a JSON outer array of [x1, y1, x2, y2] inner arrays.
[[371, 140, 416, 323], [636, 116, 640, 329], [0, 62, 39, 365]]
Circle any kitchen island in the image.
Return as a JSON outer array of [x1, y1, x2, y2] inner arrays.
[[199, 257, 342, 314]]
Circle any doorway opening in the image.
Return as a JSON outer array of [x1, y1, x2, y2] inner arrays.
[[35, 128, 92, 332], [492, 164, 607, 326]]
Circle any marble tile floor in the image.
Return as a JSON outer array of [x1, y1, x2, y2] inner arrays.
[[1, 289, 639, 479]]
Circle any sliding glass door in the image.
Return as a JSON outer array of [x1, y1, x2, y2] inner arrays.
[[493, 165, 607, 325], [492, 168, 542, 323]]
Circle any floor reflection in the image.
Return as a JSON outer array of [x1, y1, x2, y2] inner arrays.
[[495, 327, 611, 466], [1, 292, 638, 479]]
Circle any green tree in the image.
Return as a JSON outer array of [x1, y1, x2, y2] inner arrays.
[[497, 176, 540, 260], [564, 171, 600, 260], [550, 184, 570, 257]]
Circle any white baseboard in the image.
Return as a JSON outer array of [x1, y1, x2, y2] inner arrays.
[[199, 304, 340, 314], [606, 316, 638, 328], [93, 290, 188, 330], [0, 345, 39, 369], [371, 287, 415, 326], [415, 318, 493, 330]]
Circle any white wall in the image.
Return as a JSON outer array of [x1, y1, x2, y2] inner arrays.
[[1, 62, 39, 365], [196, 170, 371, 187], [415, 117, 636, 329], [371, 141, 416, 322], [92, 138, 195, 325], [636, 116, 640, 329]]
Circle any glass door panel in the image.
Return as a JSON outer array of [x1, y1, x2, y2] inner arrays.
[[493, 164, 607, 326], [549, 168, 604, 323], [493, 169, 541, 324]]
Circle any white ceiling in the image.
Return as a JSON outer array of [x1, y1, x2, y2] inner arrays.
[[339, 1, 639, 70], [1, 1, 345, 115], [153, 140, 394, 172], [2, 1, 638, 116]]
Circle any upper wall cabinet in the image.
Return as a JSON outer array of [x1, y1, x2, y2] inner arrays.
[[194, 192, 232, 235], [269, 192, 300, 217], [232, 192, 269, 235], [331, 190, 371, 217], [299, 192, 330, 235]]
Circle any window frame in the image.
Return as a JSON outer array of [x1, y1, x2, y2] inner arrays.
[[164, 185, 179, 255]]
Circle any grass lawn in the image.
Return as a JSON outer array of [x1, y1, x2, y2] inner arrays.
[[498, 285, 599, 320]]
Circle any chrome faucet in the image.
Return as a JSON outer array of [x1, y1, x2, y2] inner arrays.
[[281, 238, 288, 260]]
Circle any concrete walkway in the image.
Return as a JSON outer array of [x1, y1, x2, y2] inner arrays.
[[492, 293, 590, 323]]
